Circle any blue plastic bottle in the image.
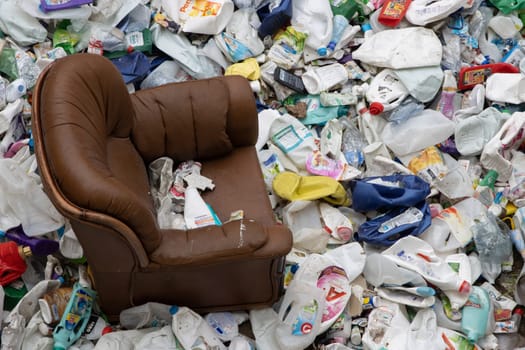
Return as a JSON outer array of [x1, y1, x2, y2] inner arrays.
[[461, 286, 491, 343], [53, 282, 97, 350], [326, 15, 350, 53]]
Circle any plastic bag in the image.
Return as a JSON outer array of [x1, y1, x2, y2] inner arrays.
[[352, 27, 442, 69], [381, 109, 455, 156]]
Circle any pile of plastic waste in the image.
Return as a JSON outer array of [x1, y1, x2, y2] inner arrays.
[[2, 0, 525, 349]]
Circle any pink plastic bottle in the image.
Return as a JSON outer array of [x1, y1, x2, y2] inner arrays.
[[437, 70, 457, 120]]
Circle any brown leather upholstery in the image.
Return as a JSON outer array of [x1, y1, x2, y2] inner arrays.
[[31, 53, 292, 320]]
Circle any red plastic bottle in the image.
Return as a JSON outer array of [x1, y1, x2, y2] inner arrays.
[[378, 0, 412, 27], [457, 63, 520, 90]]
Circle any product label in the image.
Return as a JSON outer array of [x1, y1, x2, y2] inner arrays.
[[218, 33, 253, 62], [407, 146, 447, 183], [381, 0, 407, 18], [317, 266, 350, 323], [179, 0, 221, 17], [462, 68, 490, 87], [272, 125, 312, 154], [126, 32, 144, 47], [291, 300, 319, 335], [378, 207, 423, 233]]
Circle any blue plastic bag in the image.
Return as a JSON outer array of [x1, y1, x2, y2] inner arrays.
[[355, 201, 431, 246], [350, 174, 430, 212]]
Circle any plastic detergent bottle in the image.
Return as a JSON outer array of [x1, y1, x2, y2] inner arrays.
[[171, 305, 227, 350], [457, 62, 519, 90], [276, 279, 325, 350], [291, 0, 334, 56], [366, 68, 409, 115], [381, 236, 471, 295], [461, 286, 492, 344], [378, 0, 412, 27], [52, 282, 97, 350], [443, 253, 472, 311], [437, 70, 457, 120]]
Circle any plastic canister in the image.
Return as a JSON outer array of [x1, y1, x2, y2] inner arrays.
[[461, 286, 493, 343], [381, 236, 471, 294], [275, 278, 325, 350], [171, 305, 227, 350], [443, 253, 472, 310], [38, 287, 73, 326], [365, 68, 409, 115], [457, 63, 520, 90], [291, 0, 334, 55]]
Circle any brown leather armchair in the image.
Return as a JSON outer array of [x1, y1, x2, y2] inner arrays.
[[31, 54, 292, 320]]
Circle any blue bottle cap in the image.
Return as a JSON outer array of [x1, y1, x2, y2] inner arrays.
[[169, 305, 179, 315], [361, 23, 372, 32], [327, 41, 337, 51], [317, 47, 327, 56]]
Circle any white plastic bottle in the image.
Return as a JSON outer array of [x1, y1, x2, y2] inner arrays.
[[275, 278, 326, 350], [120, 302, 174, 329], [319, 202, 353, 242], [444, 253, 472, 311], [171, 306, 227, 350], [381, 236, 471, 294], [291, 0, 334, 55], [365, 68, 409, 115]]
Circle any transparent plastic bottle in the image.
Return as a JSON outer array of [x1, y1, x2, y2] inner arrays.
[[340, 117, 366, 168], [471, 212, 513, 266], [325, 15, 350, 54]]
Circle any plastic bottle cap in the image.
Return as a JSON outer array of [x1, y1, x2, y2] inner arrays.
[[317, 47, 327, 56], [361, 22, 372, 32], [369, 102, 384, 115], [458, 280, 471, 294], [514, 307, 525, 316], [169, 305, 179, 315], [327, 41, 337, 51], [336, 227, 353, 241], [101, 326, 113, 335]]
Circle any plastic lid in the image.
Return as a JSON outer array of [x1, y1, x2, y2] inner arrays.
[[336, 227, 353, 241], [102, 326, 113, 335], [369, 102, 384, 115], [458, 280, 471, 294], [317, 47, 327, 56], [169, 305, 179, 315]]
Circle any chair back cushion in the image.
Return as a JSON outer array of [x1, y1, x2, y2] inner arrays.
[[35, 54, 161, 252]]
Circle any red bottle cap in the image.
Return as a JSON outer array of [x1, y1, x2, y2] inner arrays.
[[514, 307, 525, 316], [369, 102, 384, 115], [336, 227, 353, 241], [458, 280, 471, 294]]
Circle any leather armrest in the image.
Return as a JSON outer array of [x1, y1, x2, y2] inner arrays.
[[151, 220, 270, 266]]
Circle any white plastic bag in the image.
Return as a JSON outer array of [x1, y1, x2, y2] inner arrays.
[[352, 27, 442, 69], [0, 158, 65, 236], [0, 1, 47, 46]]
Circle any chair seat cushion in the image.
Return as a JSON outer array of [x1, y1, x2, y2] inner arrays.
[[150, 220, 269, 266]]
